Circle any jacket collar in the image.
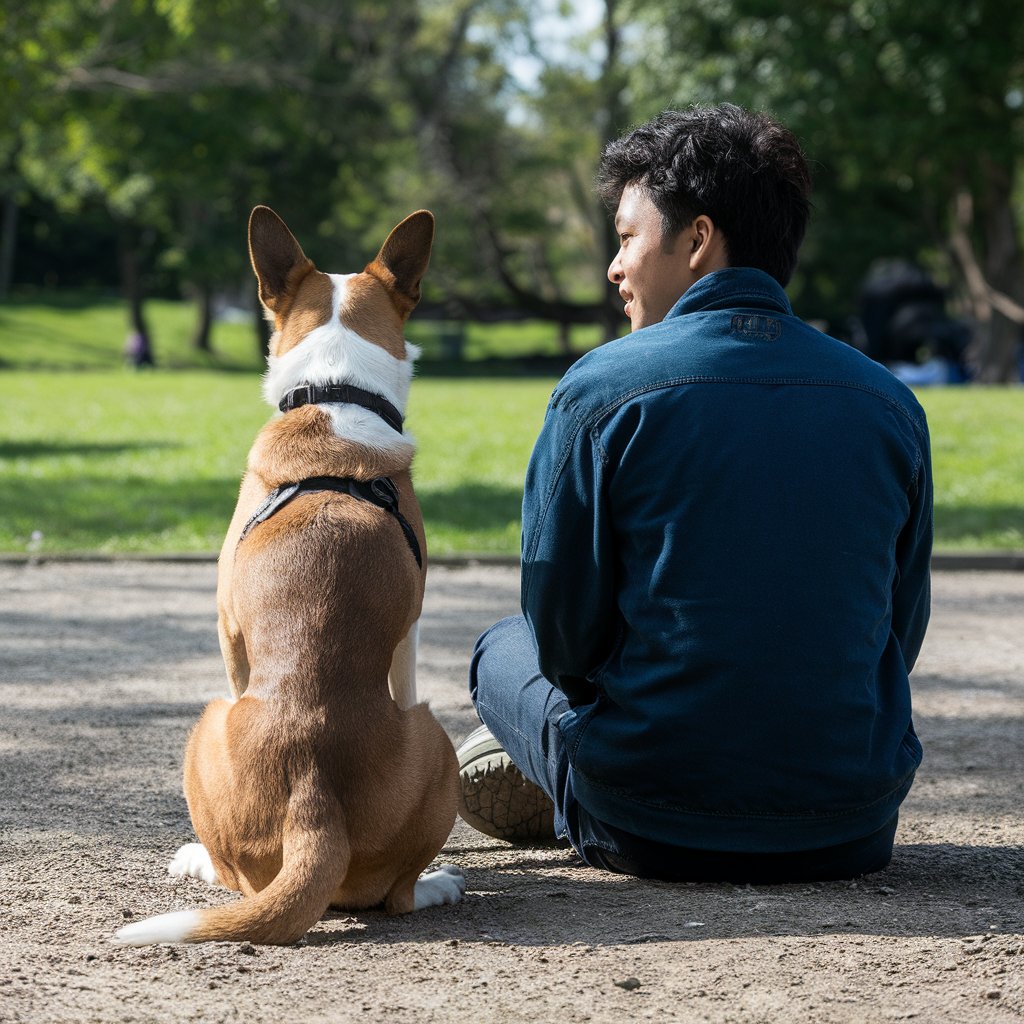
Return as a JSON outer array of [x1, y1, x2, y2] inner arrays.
[[665, 267, 793, 320]]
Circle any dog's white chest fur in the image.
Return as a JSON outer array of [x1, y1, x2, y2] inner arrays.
[[261, 274, 420, 456]]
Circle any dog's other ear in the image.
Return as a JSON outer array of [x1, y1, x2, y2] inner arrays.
[[366, 211, 434, 318], [248, 206, 314, 314]]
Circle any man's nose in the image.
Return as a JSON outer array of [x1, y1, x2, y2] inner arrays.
[[608, 255, 624, 285]]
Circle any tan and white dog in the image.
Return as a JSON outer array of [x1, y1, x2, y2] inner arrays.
[[115, 206, 463, 946]]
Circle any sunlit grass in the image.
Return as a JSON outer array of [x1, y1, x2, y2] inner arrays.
[[0, 371, 554, 556], [0, 373, 1020, 556], [917, 387, 1024, 551], [1, 289, 1021, 555], [0, 289, 603, 371], [0, 291, 264, 371]]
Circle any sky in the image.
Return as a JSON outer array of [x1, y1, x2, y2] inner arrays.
[[506, 0, 606, 91]]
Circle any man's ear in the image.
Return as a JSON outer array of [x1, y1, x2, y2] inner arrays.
[[248, 206, 314, 314], [688, 214, 726, 274], [365, 211, 435, 318]]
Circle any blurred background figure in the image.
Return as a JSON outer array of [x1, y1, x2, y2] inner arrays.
[[123, 329, 154, 369], [855, 260, 972, 386]]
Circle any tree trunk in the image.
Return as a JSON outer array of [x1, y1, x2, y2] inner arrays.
[[556, 321, 573, 355], [599, 0, 627, 343], [190, 283, 213, 352], [0, 192, 17, 301], [980, 165, 1024, 383], [950, 186, 1024, 383], [119, 226, 154, 367], [253, 282, 272, 358]]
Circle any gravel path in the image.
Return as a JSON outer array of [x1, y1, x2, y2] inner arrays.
[[0, 562, 1021, 1023]]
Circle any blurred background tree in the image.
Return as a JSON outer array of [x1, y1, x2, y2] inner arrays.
[[2, 0, 1022, 378]]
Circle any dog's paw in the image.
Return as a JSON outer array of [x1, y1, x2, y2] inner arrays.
[[413, 864, 466, 910], [168, 843, 219, 885]]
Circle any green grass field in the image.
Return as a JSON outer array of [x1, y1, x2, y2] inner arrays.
[[0, 371, 551, 556], [1, 292, 1022, 556], [0, 290, 603, 371], [1, 370, 1021, 557]]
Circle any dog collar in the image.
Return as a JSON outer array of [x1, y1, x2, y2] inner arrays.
[[280, 382, 404, 434]]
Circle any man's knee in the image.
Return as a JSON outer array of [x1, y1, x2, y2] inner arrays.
[[468, 615, 532, 708]]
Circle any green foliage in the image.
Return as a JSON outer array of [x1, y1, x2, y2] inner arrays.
[[2, 0, 1023, 376], [625, 0, 1024, 326]]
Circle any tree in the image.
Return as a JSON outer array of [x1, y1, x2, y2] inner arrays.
[[6, 0, 432, 356], [401, 0, 630, 345], [626, 0, 1024, 379]]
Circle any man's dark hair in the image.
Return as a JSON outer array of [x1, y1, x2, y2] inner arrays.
[[597, 104, 812, 286]]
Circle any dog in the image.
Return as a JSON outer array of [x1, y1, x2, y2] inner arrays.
[[115, 206, 464, 945]]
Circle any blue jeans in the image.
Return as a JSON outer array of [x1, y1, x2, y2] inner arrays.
[[469, 616, 897, 882]]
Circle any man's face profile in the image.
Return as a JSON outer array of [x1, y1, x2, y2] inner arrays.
[[607, 184, 695, 332]]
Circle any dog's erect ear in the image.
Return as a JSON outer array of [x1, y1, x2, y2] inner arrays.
[[248, 206, 314, 314], [366, 211, 434, 318]]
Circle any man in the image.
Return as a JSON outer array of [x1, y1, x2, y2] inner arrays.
[[457, 104, 932, 882]]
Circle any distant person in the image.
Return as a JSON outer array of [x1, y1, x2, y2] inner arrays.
[[859, 259, 971, 384], [456, 103, 933, 883], [124, 330, 154, 369]]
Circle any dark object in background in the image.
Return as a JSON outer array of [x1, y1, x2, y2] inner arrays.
[[124, 330, 154, 369], [858, 260, 971, 380]]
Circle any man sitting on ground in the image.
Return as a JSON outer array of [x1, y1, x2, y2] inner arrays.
[[456, 103, 932, 883]]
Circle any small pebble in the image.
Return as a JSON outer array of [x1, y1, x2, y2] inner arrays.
[[985, 990, 1002, 1000], [614, 977, 641, 991]]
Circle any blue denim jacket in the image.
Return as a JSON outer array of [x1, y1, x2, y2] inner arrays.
[[521, 267, 931, 852]]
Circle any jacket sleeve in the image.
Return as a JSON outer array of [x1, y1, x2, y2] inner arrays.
[[520, 392, 617, 705], [891, 421, 933, 672]]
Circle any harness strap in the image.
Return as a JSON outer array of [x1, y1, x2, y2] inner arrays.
[[237, 475, 422, 568], [279, 383, 404, 435]]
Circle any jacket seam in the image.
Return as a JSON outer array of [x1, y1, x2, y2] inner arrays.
[[575, 376, 927, 437]]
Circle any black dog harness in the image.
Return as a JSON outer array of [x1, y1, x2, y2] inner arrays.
[[238, 476, 422, 567], [238, 383, 421, 567]]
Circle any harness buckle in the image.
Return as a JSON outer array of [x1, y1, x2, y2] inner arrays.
[[280, 384, 314, 412], [370, 476, 399, 509]]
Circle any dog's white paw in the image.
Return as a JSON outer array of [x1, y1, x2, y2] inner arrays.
[[413, 864, 466, 910], [168, 843, 219, 885]]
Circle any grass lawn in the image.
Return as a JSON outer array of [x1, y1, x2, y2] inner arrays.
[[0, 371, 553, 556], [0, 370, 1021, 557], [1, 291, 1021, 556], [916, 387, 1024, 551], [0, 290, 604, 371]]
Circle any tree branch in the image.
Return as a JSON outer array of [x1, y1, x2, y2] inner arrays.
[[950, 190, 1024, 326]]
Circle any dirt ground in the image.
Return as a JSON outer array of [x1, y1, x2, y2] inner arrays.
[[0, 560, 1021, 1024]]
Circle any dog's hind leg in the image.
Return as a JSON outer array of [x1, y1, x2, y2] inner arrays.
[[388, 620, 419, 710], [217, 616, 250, 698]]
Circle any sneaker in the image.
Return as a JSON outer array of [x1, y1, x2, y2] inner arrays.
[[456, 724, 556, 843]]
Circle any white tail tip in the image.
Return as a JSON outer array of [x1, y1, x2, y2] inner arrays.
[[113, 910, 201, 946]]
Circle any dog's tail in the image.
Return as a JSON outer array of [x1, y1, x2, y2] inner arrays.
[[114, 777, 347, 947]]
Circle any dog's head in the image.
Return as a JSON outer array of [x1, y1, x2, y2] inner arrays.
[[248, 207, 433, 415]]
